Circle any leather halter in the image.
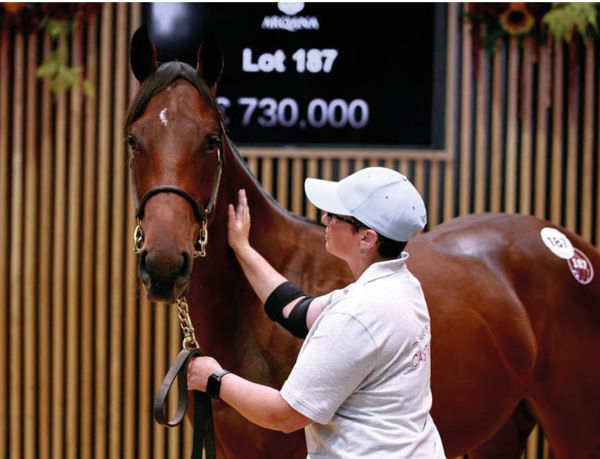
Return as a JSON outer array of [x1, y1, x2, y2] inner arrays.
[[130, 133, 224, 258]]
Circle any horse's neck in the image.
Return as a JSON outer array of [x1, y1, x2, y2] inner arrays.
[[186, 140, 311, 363]]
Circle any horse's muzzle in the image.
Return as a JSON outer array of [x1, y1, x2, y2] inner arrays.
[[138, 249, 192, 302]]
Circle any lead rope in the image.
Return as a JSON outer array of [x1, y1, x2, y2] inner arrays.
[[153, 297, 216, 459]]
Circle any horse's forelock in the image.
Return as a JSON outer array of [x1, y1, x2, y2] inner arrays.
[[124, 61, 222, 131]]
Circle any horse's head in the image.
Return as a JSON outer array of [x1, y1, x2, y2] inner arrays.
[[125, 25, 225, 302]]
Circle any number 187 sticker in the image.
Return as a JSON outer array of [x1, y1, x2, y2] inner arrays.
[[567, 248, 594, 285], [540, 227, 595, 285], [540, 227, 575, 259]]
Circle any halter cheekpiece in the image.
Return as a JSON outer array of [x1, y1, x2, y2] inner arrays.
[[130, 133, 224, 258]]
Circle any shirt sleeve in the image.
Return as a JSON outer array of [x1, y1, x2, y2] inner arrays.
[[280, 310, 377, 424]]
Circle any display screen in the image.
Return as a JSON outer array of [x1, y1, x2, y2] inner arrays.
[[144, 2, 446, 149]]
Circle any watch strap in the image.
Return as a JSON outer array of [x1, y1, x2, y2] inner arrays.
[[206, 369, 230, 399]]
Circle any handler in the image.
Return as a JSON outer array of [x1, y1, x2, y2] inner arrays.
[[188, 167, 445, 458]]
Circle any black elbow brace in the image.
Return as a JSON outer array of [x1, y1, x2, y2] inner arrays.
[[286, 296, 311, 338], [264, 281, 313, 339]]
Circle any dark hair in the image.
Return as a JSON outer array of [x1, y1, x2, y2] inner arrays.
[[376, 234, 407, 258], [350, 219, 407, 258]]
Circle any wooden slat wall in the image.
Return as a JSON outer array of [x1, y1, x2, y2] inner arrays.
[[0, 4, 193, 458], [1, 3, 599, 458]]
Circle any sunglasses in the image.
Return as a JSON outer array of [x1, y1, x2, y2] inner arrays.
[[324, 212, 366, 228]]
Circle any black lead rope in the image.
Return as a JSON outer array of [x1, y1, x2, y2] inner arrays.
[[194, 390, 216, 459], [153, 348, 216, 459]]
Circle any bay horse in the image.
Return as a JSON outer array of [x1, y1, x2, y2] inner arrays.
[[125, 26, 600, 458]]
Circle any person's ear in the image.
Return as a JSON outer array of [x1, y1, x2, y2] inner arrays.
[[360, 229, 379, 250]]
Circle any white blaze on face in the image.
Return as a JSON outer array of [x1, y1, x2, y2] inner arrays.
[[159, 108, 168, 127]]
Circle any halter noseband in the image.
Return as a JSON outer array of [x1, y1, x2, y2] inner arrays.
[[131, 136, 224, 258]]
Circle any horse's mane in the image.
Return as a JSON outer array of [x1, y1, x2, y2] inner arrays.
[[124, 61, 224, 130]]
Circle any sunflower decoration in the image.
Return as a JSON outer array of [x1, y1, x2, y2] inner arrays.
[[499, 2, 535, 36], [466, 2, 600, 53], [465, 3, 546, 54]]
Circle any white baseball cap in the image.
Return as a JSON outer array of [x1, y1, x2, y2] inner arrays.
[[304, 167, 427, 242]]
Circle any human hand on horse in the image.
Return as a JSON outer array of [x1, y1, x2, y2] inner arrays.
[[228, 188, 251, 255]]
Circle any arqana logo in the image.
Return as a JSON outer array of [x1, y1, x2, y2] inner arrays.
[[262, 2, 319, 32]]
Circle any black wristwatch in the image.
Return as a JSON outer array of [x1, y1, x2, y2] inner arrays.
[[206, 369, 230, 399]]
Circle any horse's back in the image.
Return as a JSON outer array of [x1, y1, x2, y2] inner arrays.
[[407, 213, 600, 456]]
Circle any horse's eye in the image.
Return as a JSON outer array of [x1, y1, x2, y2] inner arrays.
[[126, 134, 137, 150], [207, 137, 222, 152]]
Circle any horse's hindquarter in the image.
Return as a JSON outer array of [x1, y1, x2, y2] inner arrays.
[[407, 214, 539, 455], [408, 213, 600, 457], [498, 216, 600, 457]]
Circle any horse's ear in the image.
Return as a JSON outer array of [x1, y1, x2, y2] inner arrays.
[[130, 25, 158, 83], [196, 36, 223, 96]]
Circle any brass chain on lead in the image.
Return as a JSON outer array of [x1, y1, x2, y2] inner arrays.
[[193, 219, 208, 258], [176, 297, 199, 350]]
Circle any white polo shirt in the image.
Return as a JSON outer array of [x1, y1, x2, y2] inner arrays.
[[280, 253, 445, 458]]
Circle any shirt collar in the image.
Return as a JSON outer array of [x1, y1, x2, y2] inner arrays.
[[353, 251, 409, 287]]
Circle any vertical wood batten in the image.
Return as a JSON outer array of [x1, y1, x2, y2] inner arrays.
[[442, 3, 458, 222], [490, 44, 503, 213], [37, 32, 53, 459], [412, 159, 424, 198], [551, 38, 564, 224], [322, 157, 333, 181], [277, 157, 289, 209], [9, 29, 25, 459], [474, 40, 487, 214], [581, 36, 594, 242], [505, 37, 519, 213], [459, 15, 472, 216], [153, 304, 168, 457], [65, 20, 83, 459], [262, 157, 274, 196], [292, 158, 303, 215], [535, 44, 550, 220], [124, 6, 143, 458], [139, 294, 153, 459], [109, 5, 129, 457], [306, 158, 318, 221], [527, 426, 540, 458], [427, 160, 440, 229], [23, 28, 39, 459], [50, 32, 68, 459], [565, 40, 580, 232], [246, 156, 258, 177], [80, 11, 99, 459], [95, 4, 114, 457], [107, 3, 132, 457], [520, 38, 533, 215], [0, 23, 8, 458]]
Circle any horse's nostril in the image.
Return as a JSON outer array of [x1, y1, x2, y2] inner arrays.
[[180, 251, 191, 279], [139, 250, 150, 280], [139, 249, 191, 284]]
